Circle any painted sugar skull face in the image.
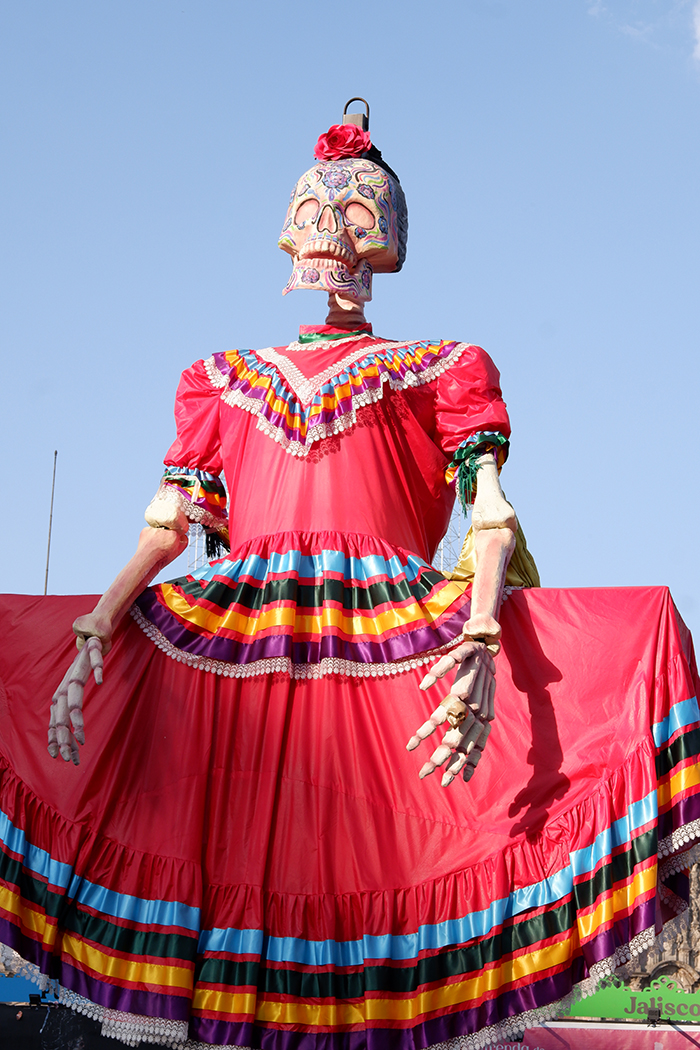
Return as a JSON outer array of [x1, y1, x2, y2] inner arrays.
[[278, 159, 400, 302]]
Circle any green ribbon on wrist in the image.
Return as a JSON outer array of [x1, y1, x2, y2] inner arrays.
[[451, 433, 510, 514]]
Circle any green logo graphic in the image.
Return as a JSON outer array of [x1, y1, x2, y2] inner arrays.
[[558, 974, 700, 1020]]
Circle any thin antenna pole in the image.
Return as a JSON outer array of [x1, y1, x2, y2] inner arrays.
[[44, 450, 58, 596]]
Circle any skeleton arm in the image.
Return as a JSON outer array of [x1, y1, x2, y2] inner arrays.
[[47, 500, 189, 765], [407, 450, 516, 786], [462, 451, 517, 642]]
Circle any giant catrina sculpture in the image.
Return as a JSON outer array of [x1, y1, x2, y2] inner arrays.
[[0, 99, 698, 1049]]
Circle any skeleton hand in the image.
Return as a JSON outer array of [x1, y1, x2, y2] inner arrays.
[[45, 523, 187, 766], [407, 639, 496, 787], [48, 636, 103, 765]]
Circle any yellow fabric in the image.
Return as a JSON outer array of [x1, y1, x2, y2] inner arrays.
[[0, 884, 58, 949], [575, 862, 657, 942], [59, 931, 194, 990], [158, 576, 468, 639], [448, 520, 541, 590], [194, 937, 577, 1024], [657, 762, 700, 808]]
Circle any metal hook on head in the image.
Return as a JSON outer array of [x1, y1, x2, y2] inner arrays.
[[342, 98, 370, 132]]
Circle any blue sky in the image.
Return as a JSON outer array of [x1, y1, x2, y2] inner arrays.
[[1, 0, 699, 639], [0, 973, 53, 1002]]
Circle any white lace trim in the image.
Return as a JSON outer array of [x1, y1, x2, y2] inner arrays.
[[659, 840, 700, 880], [1, 943, 55, 993], [284, 332, 373, 354], [0, 944, 189, 1046], [256, 341, 402, 406], [175, 1043, 244, 1050], [656, 839, 700, 916], [203, 341, 473, 458], [129, 604, 476, 680], [659, 817, 700, 857], [2, 820, 700, 1049], [155, 484, 228, 535]]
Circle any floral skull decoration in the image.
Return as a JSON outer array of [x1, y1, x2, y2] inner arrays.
[[278, 158, 402, 303]]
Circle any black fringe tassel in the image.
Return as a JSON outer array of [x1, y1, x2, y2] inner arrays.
[[206, 531, 230, 560]]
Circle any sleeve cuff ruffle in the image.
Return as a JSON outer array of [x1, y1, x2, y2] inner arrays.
[[155, 466, 229, 539], [446, 432, 510, 513]]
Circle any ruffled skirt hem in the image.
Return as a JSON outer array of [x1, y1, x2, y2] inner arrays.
[[0, 586, 698, 1049]]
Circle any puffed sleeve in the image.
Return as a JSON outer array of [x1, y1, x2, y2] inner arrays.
[[434, 344, 511, 512], [150, 359, 228, 544]]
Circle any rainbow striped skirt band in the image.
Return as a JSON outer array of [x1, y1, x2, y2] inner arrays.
[[133, 531, 473, 678]]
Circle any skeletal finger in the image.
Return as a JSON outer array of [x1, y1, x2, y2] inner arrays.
[[48, 698, 61, 758], [427, 742, 455, 770], [485, 673, 496, 722], [52, 666, 82, 764], [442, 749, 469, 787], [57, 730, 80, 766], [49, 651, 88, 761], [460, 716, 485, 755], [475, 665, 493, 720], [463, 723, 492, 782], [406, 707, 448, 750], [68, 703, 84, 745], [65, 735, 79, 765], [66, 678, 83, 709], [420, 654, 456, 689], [52, 662, 73, 696], [450, 661, 481, 702], [475, 721, 492, 752], [420, 641, 481, 691], [55, 714, 74, 763], [86, 637, 104, 685], [465, 663, 488, 716], [426, 714, 475, 771], [425, 734, 462, 774], [441, 639, 479, 663], [48, 663, 73, 758], [68, 646, 92, 685], [465, 665, 485, 718], [463, 757, 480, 782], [420, 724, 468, 779], [65, 680, 85, 745], [66, 671, 86, 746], [441, 726, 464, 748]]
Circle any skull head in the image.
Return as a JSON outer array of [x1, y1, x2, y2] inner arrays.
[[279, 159, 402, 302]]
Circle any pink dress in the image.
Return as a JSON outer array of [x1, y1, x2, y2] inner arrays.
[[0, 324, 698, 1050]]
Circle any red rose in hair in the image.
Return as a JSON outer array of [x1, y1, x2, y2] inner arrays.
[[314, 124, 371, 161]]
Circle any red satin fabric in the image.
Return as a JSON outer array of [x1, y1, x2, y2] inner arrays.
[[164, 342, 510, 563], [0, 585, 693, 914]]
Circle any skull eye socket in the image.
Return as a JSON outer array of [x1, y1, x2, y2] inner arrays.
[[345, 202, 375, 230], [294, 199, 319, 225]]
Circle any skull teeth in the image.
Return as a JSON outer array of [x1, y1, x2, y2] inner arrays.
[[300, 238, 356, 266], [302, 257, 351, 273]]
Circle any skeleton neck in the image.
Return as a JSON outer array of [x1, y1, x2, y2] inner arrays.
[[324, 293, 367, 328]]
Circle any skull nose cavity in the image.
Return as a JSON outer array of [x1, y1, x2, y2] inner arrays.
[[317, 204, 339, 234]]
